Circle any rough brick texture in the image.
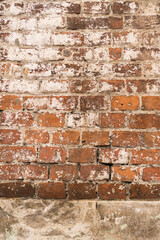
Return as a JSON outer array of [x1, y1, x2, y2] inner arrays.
[[0, 0, 160, 200]]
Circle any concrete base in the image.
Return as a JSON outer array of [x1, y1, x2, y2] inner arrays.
[[0, 200, 159, 240]]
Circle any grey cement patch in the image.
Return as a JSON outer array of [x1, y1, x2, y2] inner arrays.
[[0, 200, 159, 240]]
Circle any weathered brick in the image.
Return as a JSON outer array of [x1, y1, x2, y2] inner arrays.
[[70, 80, 97, 93], [68, 183, 96, 199], [143, 167, 160, 181], [130, 149, 160, 165], [143, 132, 160, 147], [0, 146, 36, 163], [113, 131, 141, 147], [84, 2, 110, 14], [113, 64, 142, 76], [52, 130, 80, 145], [0, 165, 22, 180], [112, 166, 139, 182], [51, 32, 83, 46], [80, 96, 107, 111], [98, 183, 126, 200], [50, 96, 78, 111], [109, 47, 122, 60], [24, 130, 49, 144], [84, 31, 111, 46], [0, 95, 22, 110], [99, 148, 128, 164], [40, 80, 68, 93], [125, 15, 160, 29], [129, 114, 160, 129], [127, 80, 160, 93], [38, 147, 66, 163], [0, 80, 39, 94], [99, 113, 127, 128], [80, 165, 109, 181], [24, 96, 50, 110], [24, 165, 48, 180], [112, 1, 139, 14], [82, 131, 110, 146], [113, 31, 141, 46], [0, 129, 21, 145], [67, 17, 123, 30], [99, 80, 125, 93], [50, 165, 78, 181], [1, 112, 34, 127]]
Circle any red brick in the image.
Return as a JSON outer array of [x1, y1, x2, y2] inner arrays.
[[68, 183, 96, 199], [24, 165, 48, 180], [143, 167, 160, 181], [1, 112, 34, 127], [142, 96, 160, 110], [0, 129, 21, 144], [50, 96, 78, 111], [50, 165, 78, 181], [129, 114, 160, 129], [0, 95, 22, 110], [0, 182, 35, 198], [0, 165, 22, 180], [98, 183, 126, 200], [111, 96, 139, 110], [112, 166, 139, 182], [80, 96, 107, 111], [52, 130, 80, 145], [109, 48, 122, 60], [130, 149, 160, 165], [143, 132, 160, 147], [80, 165, 109, 181], [0, 146, 36, 163], [38, 147, 66, 163], [130, 184, 160, 199], [37, 183, 66, 199], [68, 148, 96, 163], [82, 131, 110, 146], [112, 1, 139, 14], [24, 130, 49, 144], [37, 113, 65, 127], [67, 17, 123, 30], [24, 96, 49, 110], [113, 131, 141, 147], [99, 148, 128, 164], [113, 64, 141, 76], [99, 113, 127, 128]]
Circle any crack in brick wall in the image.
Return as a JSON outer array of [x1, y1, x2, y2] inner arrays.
[[0, 0, 160, 200]]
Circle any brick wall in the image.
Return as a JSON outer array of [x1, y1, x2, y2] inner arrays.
[[0, 0, 160, 200]]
